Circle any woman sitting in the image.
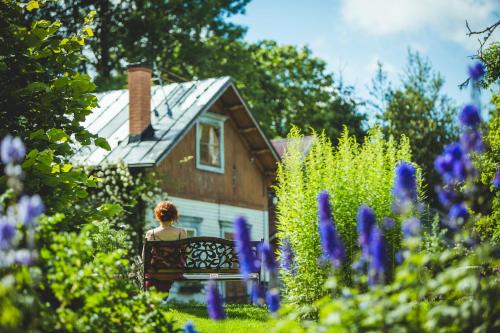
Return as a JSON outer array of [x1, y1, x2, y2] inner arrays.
[[144, 200, 187, 292], [146, 200, 187, 241]]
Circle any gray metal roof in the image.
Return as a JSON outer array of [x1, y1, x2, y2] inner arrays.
[[72, 77, 233, 167]]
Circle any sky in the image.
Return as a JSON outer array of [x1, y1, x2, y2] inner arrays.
[[230, 0, 499, 119]]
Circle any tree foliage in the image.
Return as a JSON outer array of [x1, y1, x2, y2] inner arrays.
[[30, 1, 366, 142], [370, 51, 458, 205]]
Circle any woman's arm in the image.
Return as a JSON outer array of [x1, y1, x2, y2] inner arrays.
[[180, 228, 188, 239]]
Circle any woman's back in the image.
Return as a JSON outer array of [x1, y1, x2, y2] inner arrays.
[[145, 225, 187, 241]]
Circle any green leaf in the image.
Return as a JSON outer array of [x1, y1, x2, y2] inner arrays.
[[95, 137, 111, 151], [26, 1, 39, 11], [97, 203, 124, 218], [47, 129, 69, 143]]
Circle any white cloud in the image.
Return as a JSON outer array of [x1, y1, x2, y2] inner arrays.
[[340, 0, 499, 50]]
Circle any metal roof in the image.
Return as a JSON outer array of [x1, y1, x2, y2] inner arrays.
[[72, 76, 279, 170]]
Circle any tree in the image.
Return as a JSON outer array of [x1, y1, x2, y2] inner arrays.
[[372, 50, 458, 204], [33, 0, 250, 89], [31, 2, 366, 142], [0, 0, 105, 216]]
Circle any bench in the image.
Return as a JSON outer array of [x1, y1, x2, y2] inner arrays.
[[142, 236, 262, 291]]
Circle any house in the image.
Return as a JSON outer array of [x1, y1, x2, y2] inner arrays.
[[73, 64, 280, 302]]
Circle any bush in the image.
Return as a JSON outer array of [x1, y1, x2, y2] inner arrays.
[[275, 127, 418, 304], [39, 216, 178, 333]]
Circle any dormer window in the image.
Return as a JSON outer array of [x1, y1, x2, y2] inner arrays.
[[196, 113, 226, 173]]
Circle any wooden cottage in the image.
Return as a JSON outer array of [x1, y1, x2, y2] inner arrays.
[[73, 65, 280, 302]]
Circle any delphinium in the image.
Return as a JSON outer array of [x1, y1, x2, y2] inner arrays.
[[317, 191, 345, 268], [206, 280, 226, 320], [434, 61, 486, 232], [0, 135, 45, 267], [0, 135, 45, 331]]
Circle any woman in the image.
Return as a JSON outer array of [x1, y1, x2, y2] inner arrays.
[[146, 200, 187, 241], [144, 200, 187, 292]]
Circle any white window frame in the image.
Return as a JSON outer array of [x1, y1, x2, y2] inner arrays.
[[195, 112, 227, 174]]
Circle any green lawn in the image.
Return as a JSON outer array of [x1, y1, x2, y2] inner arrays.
[[166, 304, 272, 333]]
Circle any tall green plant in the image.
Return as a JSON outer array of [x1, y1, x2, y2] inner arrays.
[[276, 127, 417, 304]]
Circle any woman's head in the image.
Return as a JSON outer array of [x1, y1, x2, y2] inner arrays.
[[154, 201, 178, 225]]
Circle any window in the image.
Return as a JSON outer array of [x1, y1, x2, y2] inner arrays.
[[178, 216, 202, 237], [196, 113, 226, 173]]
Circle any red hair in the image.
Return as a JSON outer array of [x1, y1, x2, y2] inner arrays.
[[154, 201, 178, 224]]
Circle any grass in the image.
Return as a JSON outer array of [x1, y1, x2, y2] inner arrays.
[[166, 304, 272, 333]]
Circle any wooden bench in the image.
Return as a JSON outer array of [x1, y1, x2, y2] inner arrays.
[[143, 236, 262, 291]]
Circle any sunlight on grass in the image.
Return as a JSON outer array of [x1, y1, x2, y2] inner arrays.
[[167, 304, 272, 333]]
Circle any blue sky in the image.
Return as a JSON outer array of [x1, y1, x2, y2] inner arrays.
[[231, 0, 499, 119]]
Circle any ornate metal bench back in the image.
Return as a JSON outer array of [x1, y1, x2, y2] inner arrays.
[[143, 236, 261, 275]]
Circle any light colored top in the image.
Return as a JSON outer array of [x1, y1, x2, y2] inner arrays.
[[145, 225, 187, 241]]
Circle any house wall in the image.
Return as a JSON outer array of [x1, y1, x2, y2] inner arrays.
[[145, 195, 268, 304], [154, 108, 268, 211]]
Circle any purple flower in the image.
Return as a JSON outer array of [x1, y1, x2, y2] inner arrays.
[[233, 216, 258, 275], [493, 169, 500, 189], [468, 61, 485, 81], [14, 249, 36, 265], [382, 218, 395, 230], [1, 135, 26, 165], [280, 238, 294, 271], [393, 162, 417, 203], [368, 226, 388, 276], [266, 288, 280, 313], [448, 203, 469, 224], [444, 143, 464, 161], [357, 205, 376, 253], [461, 130, 484, 153], [258, 243, 277, 273], [435, 143, 475, 184], [402, 218, 421, 238], [183, 321, 198, 333], [0, 217, 16, 249], [437, 188, 457, 207], [318, 191, 345, 267], [251, 282, 266, 305], [206, 281, 226, 320], [459, 104, 481, 128], [18, 195, 45, 226]]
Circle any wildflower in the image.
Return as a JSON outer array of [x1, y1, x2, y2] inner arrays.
[[251, 282, 266, 305], [233, 216, 258, 275], [206, 281, 226, 320], [0, 217, 16, 249], [258, 242, 277, 273], [402, 218, 421, 238], [18, 195, 45, 226], [435, 143, 475, 184], [493, 169, 500, 189], [437, 188, 456, 207], [318, 191, 345, 267], [393, 162, 417, 203], [382, 217, 395, 230], [14, 249, 36, 265], [459, 104, 481, 128], [280, 238, 294, 271], [448, 203, 469, 225], [357, 205, 376, 253], [183, 321, 199, 333], [468, 61, 485, 81], [461, 130, 484, 153], [266, 288, 280, 313], [1, 135, 25, 165], [368, 226, 388, 277]]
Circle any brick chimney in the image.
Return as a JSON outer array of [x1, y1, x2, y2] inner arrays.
[[128, 64, 152, 139]]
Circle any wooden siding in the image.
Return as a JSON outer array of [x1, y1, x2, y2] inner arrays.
[[154, 106, 268, 211]]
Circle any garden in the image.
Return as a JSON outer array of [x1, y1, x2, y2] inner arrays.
[[1, 1, 499, 333]]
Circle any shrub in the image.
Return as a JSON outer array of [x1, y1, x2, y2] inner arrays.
[[275, 127, 417, 304]]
